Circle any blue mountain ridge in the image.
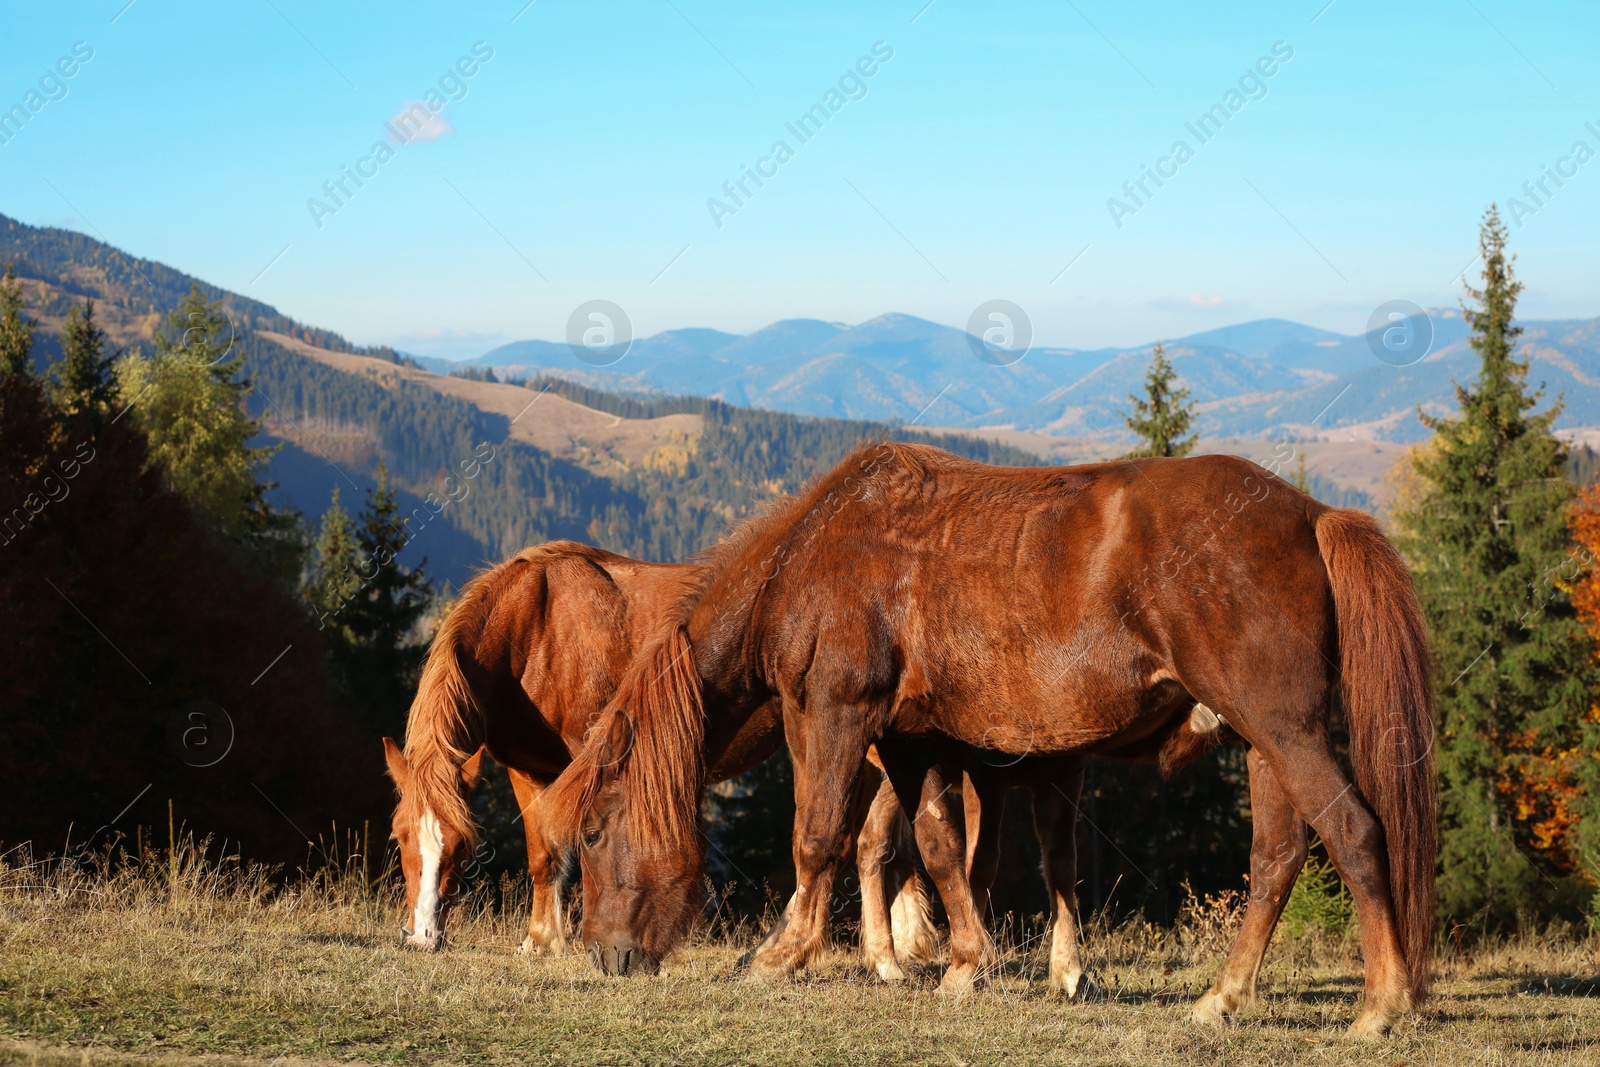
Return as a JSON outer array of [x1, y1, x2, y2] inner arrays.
[[464, 310, 1595, 443]]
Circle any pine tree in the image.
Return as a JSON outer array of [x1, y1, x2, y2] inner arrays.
[[321, 467, 434, 737], [0, 263, 36, 380], [54, 299, 119, 427], [305, 487, 363, 642], [1124, 341, 1196, 458], [1393, 205, 1592, 920], [122, 285, 301, 577]]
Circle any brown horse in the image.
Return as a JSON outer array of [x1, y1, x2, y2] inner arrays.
[[542, 442, 1435, 1037], [382, 540, 937, 977]]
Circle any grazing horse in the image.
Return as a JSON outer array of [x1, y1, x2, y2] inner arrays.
[[382, 540, 937, 977], [541, 442, 1435, 1037]]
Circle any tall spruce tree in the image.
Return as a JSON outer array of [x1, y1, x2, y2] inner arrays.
[[54, 299, 119, 428], [0, 263, 36, 380], [312, 468, 433, 738], [1124, 341, 1196, 458], [305, 487, 363, 641], [1394, 205, 1591, 921]]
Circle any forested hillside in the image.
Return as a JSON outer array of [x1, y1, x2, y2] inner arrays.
[[2, 211, 1040, 589], [250, 334, 1042, 588]]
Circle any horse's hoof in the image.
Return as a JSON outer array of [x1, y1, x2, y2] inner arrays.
[[1190, 991, 1235, 1028], [744, 958, 790, 984], [867, 953, 907, 983], [1051, 971, 1100, 1002], [938, 963, 979, 996], [1347, 1010, 1396, 1040], [519, 934, 564, 957]]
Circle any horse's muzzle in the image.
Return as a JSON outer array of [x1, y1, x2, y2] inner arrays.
[[399, 925, 444, 952], [587, 940, 659, 976]]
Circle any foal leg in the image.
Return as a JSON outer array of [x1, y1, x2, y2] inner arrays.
[[1191, 747, 1306, 1025], [857, 769, 909, 981], [1029, 757, 1093, 999], [878, 739, 995, 995], [508, 769, 566, 955]]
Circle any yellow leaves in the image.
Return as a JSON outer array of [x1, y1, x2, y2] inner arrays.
[[641, 436, 698, 477]]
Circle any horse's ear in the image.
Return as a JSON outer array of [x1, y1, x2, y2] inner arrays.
[[459, 746, 487, 790], [595, 711, 636, 772], [382, 737, 411, 790]]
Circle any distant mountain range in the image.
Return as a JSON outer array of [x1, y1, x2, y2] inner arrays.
[[438, 310, 1600, 443]]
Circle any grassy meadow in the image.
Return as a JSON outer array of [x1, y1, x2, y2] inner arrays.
[[1, 842, 1597, 1067]]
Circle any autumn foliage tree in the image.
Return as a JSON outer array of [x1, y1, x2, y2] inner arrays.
[[1560, 488, 1600, 883]]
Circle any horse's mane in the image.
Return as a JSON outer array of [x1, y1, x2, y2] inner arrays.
[[403, 541, 602, 845], [541, 623, 705, 856]]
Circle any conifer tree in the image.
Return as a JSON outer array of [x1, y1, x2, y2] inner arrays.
[[1124, 341, 1196, 458], [54, 299, 119, 427], [305, 487, 362, 641], [122, 285, 301, 576], [1393, 205, 1591, 920], [0, 263, 36, 380], [314, 468, 433, 737]]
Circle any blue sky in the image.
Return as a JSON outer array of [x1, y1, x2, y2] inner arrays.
[[2, 1, 1597, 355]]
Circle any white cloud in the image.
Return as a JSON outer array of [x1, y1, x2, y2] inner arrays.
[[387, 101, 453, 144]]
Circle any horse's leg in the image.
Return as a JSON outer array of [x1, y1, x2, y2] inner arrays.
[[746, 703, 873, 981], [1233, 720, 1410, 1037], [962, 764, 1006, 925], [508, 769, 566, 955], [857, 767, 908, 981], [1029, 756, 1093, 999], [1192, 746, 1305, 1025], [878, 738, 995, 995]]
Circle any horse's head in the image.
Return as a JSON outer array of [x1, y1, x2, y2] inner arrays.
[[383, 737, 484, 951], [541, 627, 707, 975]]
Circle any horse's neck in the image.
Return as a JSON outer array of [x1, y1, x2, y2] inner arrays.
[[687, 585, 782, 780]]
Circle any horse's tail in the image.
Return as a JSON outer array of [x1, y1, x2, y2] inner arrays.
[[542, 624, 705, 857], [1315, 507, 1436, 1000], [888, 810, 940, 965]]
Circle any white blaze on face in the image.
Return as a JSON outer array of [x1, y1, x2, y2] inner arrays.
[[411, 808, 445, 944]]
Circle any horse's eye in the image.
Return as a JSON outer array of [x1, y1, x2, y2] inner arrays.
[[582, 827, 601, 847]]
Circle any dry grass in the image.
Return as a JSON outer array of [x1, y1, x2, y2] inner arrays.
[[1, 842, 1598, 1067]]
